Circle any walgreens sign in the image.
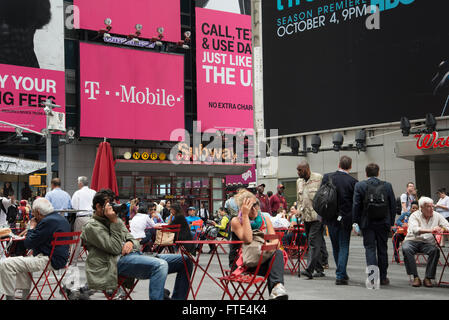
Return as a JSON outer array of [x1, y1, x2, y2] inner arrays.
[[80, 43, 184, 141], [414, 132, 449, 150]]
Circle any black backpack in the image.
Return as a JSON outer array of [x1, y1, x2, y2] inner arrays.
[[313, 174, 338, 220], [6, 204, 18, 224], [363, 182, 389, 221]]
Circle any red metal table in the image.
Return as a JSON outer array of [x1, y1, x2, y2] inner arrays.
[[176, 240, 243, 300], [275, 225, 307, 274], [433, 232, 449, 286], [0, 236, 26, 258]]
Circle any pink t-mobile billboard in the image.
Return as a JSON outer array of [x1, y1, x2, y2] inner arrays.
[[74, 0, 180, 43], [80, 42, 185, 141], [0, 64, 65, 132], [0, 0, 65, 133], [196, 7, 253, 133]]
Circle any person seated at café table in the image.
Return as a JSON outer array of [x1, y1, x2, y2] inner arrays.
[[129, 202, 163, 251], [402, 196, 449, 287], [229, 189, 288, 300], [0, 198, 70, 300], [81, 189, 191, 300], [202, 207, 231, 253], [392, 201, 419, 263], [150, 202, 164, 224], [185, 206, 202, 239], [168, 203, 196, 255]]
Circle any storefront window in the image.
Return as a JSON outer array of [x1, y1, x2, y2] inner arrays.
[[116, 175, 223, 214], [212, 200, 223, 218], [213, 188, 223, 199], [212, 178, 222, 188], [117, 176, 134, 200], [201, 178, 210, 188], [283, 180, 296, 209]]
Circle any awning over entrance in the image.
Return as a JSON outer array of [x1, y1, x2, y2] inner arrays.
[[0, 155, 48, 175], [115, 160, 253, 175], [395, 139, 449, 161]]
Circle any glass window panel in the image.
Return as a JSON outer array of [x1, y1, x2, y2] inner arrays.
[[192, 177, 201, 188], [117, 176, 134, 199], [152, 177, 172, 189], [212, 178, 222, 188], [213, 200, 224, 217], [213, 188, 223, 199], [201, 178, 210, 188], [175, 177, 190, 188]]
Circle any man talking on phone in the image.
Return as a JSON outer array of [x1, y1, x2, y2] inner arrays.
[[81, 189, 192, 300]]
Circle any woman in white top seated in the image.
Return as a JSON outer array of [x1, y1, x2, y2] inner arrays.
[[129, 202, 162, 250]]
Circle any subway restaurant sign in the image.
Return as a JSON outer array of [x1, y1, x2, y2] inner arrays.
[[176, 143, 237, 162], [414, 132, 449, 150]]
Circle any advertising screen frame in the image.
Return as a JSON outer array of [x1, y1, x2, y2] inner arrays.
[[79, 42, 185, 142]]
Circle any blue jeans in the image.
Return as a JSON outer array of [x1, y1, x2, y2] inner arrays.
[[117, 252, 192, 300], [328, 224, 351, 280]]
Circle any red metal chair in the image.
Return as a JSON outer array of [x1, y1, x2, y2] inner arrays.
[[153, 224, 181, 254], [219, 234, 279, 300], [103, 276, 140, 300], [78, 244, 88, 262], [283, 225, 308, 274], [391, 227, 405, 264], [26, 231, 82, 300]]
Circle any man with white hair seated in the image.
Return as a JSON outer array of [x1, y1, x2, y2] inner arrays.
[[0, 198, 71, 299], [402, 196, 449, 287]]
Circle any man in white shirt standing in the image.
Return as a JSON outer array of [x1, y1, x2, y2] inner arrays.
[[71, 176, 96, 264], [402, 196, 449, 287], [400, 182, 417, 214]]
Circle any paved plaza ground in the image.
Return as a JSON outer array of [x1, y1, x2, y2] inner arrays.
[[74, 235, 449, 301]]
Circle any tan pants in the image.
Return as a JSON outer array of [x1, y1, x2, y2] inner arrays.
[[0, 254, 52, 296]]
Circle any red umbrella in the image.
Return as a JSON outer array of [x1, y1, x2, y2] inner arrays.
[[91, 141, 119, 196]]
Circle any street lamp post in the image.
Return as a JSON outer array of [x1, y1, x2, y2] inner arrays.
[[42, 99, 62, 192]]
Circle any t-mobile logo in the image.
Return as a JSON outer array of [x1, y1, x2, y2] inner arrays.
[[85, 81, 100, 100]]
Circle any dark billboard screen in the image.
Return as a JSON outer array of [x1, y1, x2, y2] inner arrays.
[[262, 0, 449, 135]]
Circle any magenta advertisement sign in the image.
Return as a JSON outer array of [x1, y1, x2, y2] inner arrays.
[[80, 43, 185, 141], [74, 0, 180, 43], [0, 0, 65, 133], [195, 6, 253, 133], [0, 64, 65, 132], [226, 164, 256, 185]]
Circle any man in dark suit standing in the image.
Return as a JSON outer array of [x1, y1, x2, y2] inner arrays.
[[321, 156, 358, 285], [353, 163, 396, 286]]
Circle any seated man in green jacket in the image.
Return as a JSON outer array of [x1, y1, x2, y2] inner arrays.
[[81, 189, 192, 300]]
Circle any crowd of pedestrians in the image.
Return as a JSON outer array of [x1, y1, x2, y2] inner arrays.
[[1, 157, 449, 300]]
